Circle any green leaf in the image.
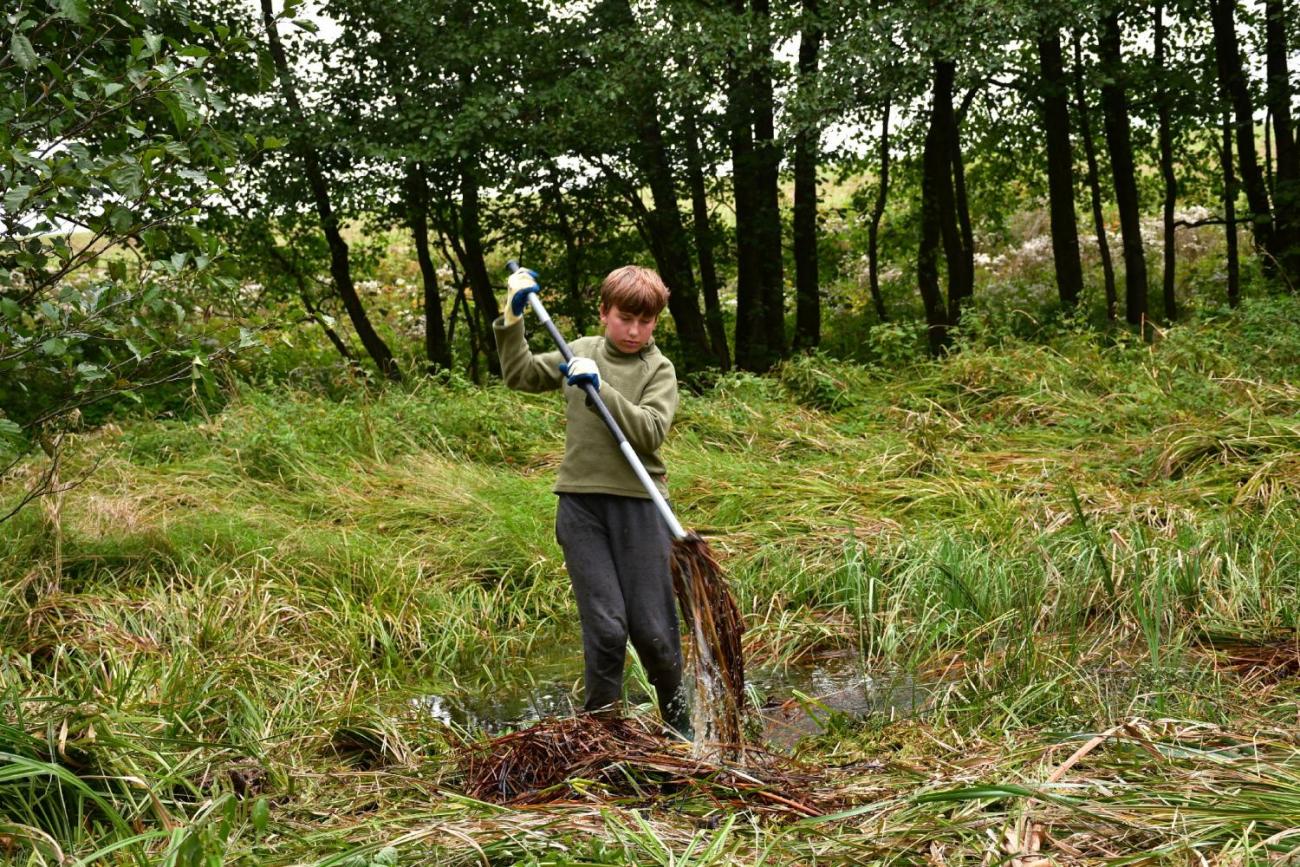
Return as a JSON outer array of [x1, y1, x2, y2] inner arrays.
[[291, 18, 319, 34], [76, 362, 108, 382], [110, 206, 133, 234], [251, 797, 269, 837], [4, 185, 31, 213], [40, 337, 68, 357], [104, 82, 124, 97], [155, 92, 189, 133], [177, 45, 209, 59], [10, 34, 38, 71], [56, 0, 90, 25]]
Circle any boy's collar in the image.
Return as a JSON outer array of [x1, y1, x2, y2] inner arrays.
[[602, 334, 654, 357]]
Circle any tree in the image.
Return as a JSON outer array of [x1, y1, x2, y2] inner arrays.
[[727, 0, 787, 372], [259, 0, 400, 380], [1036, 22, 1083, 308], [1210, 0, 1275, 271], [1263, 0, 1298, 283], [1154, 1, 1178, 321], [2, 0, 248, 521], [1098, 8, 1148, 326], [791, 0, 824, 351], [1073, 30, 1119, 320]]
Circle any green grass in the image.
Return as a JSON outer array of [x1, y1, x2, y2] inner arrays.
[[2, 295, 1300, 863]]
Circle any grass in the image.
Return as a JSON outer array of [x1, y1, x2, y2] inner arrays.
[[2, 293, 1300, 863]]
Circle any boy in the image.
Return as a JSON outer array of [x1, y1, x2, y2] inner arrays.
[[493, 265, 689, 738]]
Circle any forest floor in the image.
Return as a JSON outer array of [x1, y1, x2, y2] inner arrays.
[[2, 294, 1300, 864]]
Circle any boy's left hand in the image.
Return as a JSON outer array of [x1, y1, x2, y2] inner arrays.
[[559, 357, 600, 392], [503, 269, 540, 326]]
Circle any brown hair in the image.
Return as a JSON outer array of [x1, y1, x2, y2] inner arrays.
[[599, 265, 669, 317]]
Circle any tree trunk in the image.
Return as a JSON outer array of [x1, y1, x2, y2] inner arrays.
[[1210, 0, 1275, 264], [260, 0, 400, 381], [792, 0, 822, 351], [1038, 29, 1083, 308], [751, 0, 788, 366], [917, 58, 953, 356], [683, 109, 730, 370], [1073, 31, 1117, 320], [1264, 0, 1299, 283], [599, 0, 713, 370], [407, 163, 451, 371], [868, 98, 891, 322], [948, 94, 974, 326], [1155, 3, 1178, 322], [726, 0, 767, 371], [635, 101, 714, 371], [1098, 11, 1148, 327], [544, 167, 587, 334], [459, 160, 501, 377], [1221, 111, 1241, 307]]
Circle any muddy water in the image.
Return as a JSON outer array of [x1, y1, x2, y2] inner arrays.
[[415, 645, 933, 749]]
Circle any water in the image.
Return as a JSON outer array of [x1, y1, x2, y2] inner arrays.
[[413, 644, 933, 749]]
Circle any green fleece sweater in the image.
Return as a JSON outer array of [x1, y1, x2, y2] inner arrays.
[[493, 316, 678, 499]]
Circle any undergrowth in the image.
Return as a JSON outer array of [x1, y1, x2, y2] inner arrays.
[[1, 295, 1298, 863]]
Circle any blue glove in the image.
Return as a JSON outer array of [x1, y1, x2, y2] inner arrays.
[[559, 356, 600, 392], [503, 268, 540, 326]]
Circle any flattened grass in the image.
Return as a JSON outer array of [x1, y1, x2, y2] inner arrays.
[[2, 295, 1299, 862]]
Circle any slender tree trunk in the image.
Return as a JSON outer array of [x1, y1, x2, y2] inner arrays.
[[1266, 108, 1275, 192], [459, 160, 501, 377], [1155, 4, 1178, 322], [598, 0, 713, 370], [926, 60, 964, 329], [1211, 0, 1276, 264], [1221, 111, 1241, 307], [1264, 0, 1299, 283], [683, 110, 730, 370], [726, 0, 767, 371], [792, 0, 822, 351], [751, 0, 787, 365], [260, 0, 400, 381], [407, 164, 451, 371], [544, 168, 587, 333], [948, 98, 974, 326], [1038, 29, 1083, 308], [1073, 32, 1117, 320], [868, 99, 891, 322], [635, 101, 714, 370], [917, 58, 953, 356], [1098, 11, 1148, 327]]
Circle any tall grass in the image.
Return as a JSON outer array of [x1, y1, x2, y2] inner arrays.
[[1, 296, 1298, 862]]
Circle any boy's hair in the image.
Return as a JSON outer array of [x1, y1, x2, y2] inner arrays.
[[599, 266, 669, 317]]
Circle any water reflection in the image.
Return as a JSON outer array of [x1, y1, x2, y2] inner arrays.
[[415, 647, 933, 749]]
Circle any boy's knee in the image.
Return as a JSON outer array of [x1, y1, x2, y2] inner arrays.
[[632, 630, 681, 676], [587, 618, 628, 655]]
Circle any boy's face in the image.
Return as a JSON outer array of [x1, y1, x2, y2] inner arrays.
[[600, 304, 658, 354]]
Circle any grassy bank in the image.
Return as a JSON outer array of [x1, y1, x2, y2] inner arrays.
[[2, 295, 1299, 864]]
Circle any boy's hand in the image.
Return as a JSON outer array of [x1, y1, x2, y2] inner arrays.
[[559, 357, 600, 392], [503, 269, 540, 327]]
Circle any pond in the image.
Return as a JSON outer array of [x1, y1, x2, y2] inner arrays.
[[415, 643, 935, 749]]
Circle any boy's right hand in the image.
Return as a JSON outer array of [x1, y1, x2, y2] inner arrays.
[[503, 268, 540, 327]]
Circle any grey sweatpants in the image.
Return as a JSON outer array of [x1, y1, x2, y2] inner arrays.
[[555, 493, 686, 730]]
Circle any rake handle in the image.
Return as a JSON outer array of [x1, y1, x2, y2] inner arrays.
[[506, 260, 687, 540]]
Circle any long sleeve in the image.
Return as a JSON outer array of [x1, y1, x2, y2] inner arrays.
[[595, 358, 677, 456], [493, 316, 564, 393]]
